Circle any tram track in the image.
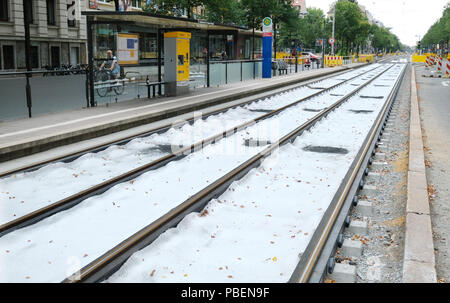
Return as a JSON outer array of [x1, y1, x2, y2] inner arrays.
[[289, 61, 406, 283], [58, 63, 399, 283], [0, 63, 405, 283], [0, 67, 366, 179], [0, 65, 383, 238]]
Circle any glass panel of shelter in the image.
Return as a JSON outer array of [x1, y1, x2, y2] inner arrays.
[[90, 22, 262, 106]]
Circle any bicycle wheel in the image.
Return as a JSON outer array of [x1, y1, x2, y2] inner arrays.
[[113, 80, 124, 95], [96, 70, 109, 97]]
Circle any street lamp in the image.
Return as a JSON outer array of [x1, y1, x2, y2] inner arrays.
[[295, 11, 308, 72], [331, 6, 336, 55]]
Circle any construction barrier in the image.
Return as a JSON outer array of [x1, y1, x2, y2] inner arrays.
[[412, 53, 427, 63], [357, 54, 375, 63], [437, 56, 443, 74], [324, 56, 344, 67], [445, 60, 450, 78]]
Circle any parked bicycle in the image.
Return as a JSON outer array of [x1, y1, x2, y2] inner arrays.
[[42, 64, 87, 76]]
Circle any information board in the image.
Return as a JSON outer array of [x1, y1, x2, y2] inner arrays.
[[117, 33, 139, 65]]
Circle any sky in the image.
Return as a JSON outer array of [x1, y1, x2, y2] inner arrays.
[[306, 0, 449, 46]]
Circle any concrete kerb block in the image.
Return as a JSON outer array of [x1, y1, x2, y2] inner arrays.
[[404, 213, 435, 264], [341, 239, 363, 257], [406, 171, 430, 215], [403, 260, 437, 283], [355, 200, 374, 217], [348, 220, 368, 235], [361, 184, 377, 195], [328, 263, 357, 283], [371, 161, 388, 167], [408, 147, 426, 173], [402, 65, 437, 283], [374, 152, 386, 160], [366, 172, 381, 183]]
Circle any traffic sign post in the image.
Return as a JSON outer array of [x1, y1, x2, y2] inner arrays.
[[262, 17, 273, 79], [262, 17, 273, 32], [329, 37, 335, 45]]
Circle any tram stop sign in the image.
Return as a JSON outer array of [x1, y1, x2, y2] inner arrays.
[[329, 37, 335, 45], [262, 17, 273, 32]]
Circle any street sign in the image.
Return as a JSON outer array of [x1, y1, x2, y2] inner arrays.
[[262, 17, 273, 32], [329, 37, 335, 45], [316, 39, 323, 47]]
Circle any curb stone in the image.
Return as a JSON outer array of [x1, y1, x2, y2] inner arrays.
[[402, 65, 437, 283]]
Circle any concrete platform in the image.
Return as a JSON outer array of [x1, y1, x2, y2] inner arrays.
[[0, 63, 367, 169]]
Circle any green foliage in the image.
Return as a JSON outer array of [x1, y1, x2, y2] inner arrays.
[[278, 8, 326, 51], [334, 0, 370, 55], [143, 0, 204, 19], [371, 24, 402, 52], [143, 0, 403, 55], [204, 0, 246, 25], [422, 7, 450, 48]]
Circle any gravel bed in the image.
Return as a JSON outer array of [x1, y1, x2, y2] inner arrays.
[[336, 63, 411, 283]]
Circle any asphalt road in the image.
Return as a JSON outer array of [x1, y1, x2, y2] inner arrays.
[[415, 64, 450, 283]]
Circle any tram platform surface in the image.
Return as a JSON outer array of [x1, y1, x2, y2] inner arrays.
[[0, 63, 368, 171]]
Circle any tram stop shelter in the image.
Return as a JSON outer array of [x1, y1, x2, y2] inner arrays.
[[82, 11, 263, 107]]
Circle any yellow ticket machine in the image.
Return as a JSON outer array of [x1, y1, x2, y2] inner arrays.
[[164, 31, 191, 96]]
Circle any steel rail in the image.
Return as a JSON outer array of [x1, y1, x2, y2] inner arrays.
[[288, 63, 407, 283], [0, 65, 383, 238], [0, 66, 363, 179], [62, 64, 394, 283]]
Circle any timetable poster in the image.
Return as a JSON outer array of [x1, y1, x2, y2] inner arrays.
[[117, 33, 139, 65]]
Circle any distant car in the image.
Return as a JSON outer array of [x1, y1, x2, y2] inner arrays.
[[301, 52, 320, 62]]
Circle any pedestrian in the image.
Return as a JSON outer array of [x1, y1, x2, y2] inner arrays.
[[100, 50, 120, 79]]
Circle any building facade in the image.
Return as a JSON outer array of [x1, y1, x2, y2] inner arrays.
[[0, 0, 87, 71], [292, 0, 307, 15]]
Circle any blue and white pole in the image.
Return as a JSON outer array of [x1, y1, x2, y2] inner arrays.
[[262, 17, 273, 79], [262, 32, 273, 78]]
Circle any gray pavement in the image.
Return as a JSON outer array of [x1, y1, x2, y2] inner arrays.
[[415, 64, 450, 283]]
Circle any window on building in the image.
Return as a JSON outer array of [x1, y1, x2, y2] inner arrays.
[[0, 0, 8, 21], [31, 46, 39, 69], [95, 24, 116, 60], [131, 0, 141, 8], [139, 32, 157, 62], [47, 0, 55, 25], [2, 45, 15, 70], [51, 46, 60, 68], [67, 0, 76, 27], [70, 47, 79, 66], [24, 0, 33, 24]]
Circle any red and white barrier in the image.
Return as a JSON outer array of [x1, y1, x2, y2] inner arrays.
[[445, 60, 450, 78], [425, 56, 430, 69], [437, 56, 443, 74]]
